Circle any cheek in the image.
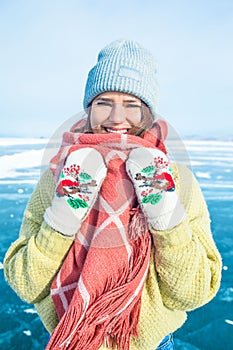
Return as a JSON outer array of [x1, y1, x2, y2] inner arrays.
[[128, 113, 142, 126], [90, 110, 105, 128]]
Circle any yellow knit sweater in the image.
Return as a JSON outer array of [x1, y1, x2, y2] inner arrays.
[[4, 164, 222, 349]]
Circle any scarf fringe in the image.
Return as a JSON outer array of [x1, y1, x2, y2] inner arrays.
[[129, 207, 148, 241], [46, 297, 141, 350]]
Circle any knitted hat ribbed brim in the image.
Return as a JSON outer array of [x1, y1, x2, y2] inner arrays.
[[83, 40, 159, 117]]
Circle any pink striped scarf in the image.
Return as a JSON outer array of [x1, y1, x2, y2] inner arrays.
[[46, 123, 167, 350]]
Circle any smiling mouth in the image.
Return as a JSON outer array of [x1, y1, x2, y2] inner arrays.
[[104, 127, 129, 134]]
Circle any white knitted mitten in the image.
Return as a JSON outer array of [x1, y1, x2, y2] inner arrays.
[[126, 147, 186, 231], [44, 148, 107, 236]]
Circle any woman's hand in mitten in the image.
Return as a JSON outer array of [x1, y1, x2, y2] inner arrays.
[[44, 148, 107, 236], [126, 147, 186, 231]]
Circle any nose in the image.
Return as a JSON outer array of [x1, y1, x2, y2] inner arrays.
[[108, 103, 126, 123]]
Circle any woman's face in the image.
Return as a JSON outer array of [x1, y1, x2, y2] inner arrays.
[[89, 92, 142, 134]]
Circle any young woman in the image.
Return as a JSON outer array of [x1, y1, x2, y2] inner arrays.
[[4, 39, 222, 350]]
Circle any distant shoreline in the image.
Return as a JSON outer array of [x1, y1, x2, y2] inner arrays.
[[0, 134, 233, 142]]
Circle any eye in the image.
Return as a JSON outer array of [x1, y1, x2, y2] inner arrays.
[[125, 103, 141, 108], [95, 100, 112, 107]]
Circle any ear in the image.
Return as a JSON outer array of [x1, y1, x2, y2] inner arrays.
[[156, 119, 168, 141]]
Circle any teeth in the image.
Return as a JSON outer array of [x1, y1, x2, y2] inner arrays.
[[106, 128, 128, 134]]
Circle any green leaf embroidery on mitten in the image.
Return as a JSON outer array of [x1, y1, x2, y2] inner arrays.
[[141, 165, 156, 178], [168, 167, 173, 175], [142, 193, 162, 205], [67, 197, 89, 209], [79, 172, 92, 182]]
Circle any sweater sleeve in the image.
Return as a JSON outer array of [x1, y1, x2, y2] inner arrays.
[[4, 169, 74, 304], [150, 164, 222, 311]]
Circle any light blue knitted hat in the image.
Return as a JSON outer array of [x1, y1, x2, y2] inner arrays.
[[83, 39, 159, 117]]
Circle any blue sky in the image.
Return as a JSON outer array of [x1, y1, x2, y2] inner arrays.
[[1, 0, 233, 138]]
